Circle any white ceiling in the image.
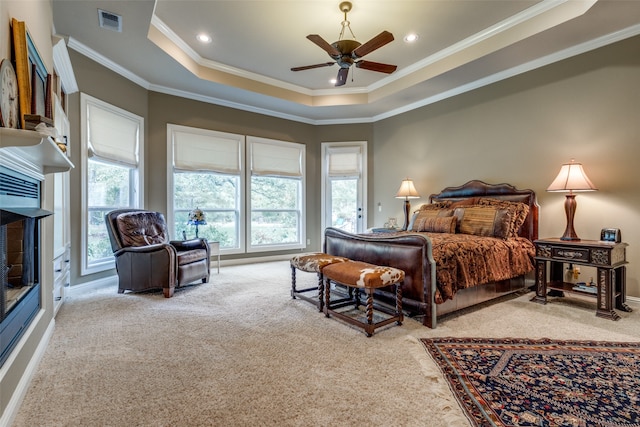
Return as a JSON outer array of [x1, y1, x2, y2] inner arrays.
[[52, 0, 640, 124]]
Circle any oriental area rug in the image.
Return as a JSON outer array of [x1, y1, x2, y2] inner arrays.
[[421, 337, 640, 427]]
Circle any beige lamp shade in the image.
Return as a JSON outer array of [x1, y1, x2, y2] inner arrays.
[[395, 179, 420, 231], [547, 159, 596, 241], [395, 179, 420, 199], [547, 159, 597, 193]]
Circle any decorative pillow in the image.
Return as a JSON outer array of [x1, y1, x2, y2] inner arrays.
[[454, 206, 513, 239], [477, 198, 529, 237], [447, 197, 480, 209], [409, 206, 454, 231], [116, 211, 170, 247], [414, 215, 457, 233]]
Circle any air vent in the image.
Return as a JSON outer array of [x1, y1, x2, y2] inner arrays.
[[98, 9, 122, 33]]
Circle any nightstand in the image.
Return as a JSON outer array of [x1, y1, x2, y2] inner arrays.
[[531, 238, 632, 320]]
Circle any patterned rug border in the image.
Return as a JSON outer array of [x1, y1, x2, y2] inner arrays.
[[420, 337, 640, 427]]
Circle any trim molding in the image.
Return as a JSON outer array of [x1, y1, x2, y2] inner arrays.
[[65, 23, 640, 125]]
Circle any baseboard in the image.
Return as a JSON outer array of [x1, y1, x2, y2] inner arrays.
[[218, 254, 292, 267], [70, 255, 293, 294], [69, 275, 118, 294], [0, 312, 55, 427], [627, 295, 640, 304]]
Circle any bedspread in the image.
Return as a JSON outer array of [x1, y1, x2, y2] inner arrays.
[[419, 233, 535, 303]]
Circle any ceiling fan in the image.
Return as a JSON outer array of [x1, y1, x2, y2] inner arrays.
[[291, 1, 397, 87]]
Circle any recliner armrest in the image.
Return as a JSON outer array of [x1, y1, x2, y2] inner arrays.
[[170, 238, 208, 251]]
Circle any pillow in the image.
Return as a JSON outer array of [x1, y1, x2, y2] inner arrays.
[[477, 198, 530, 237], [116, 211, 170, 247], [454, 206, 512, 239], [409, 206, 454, 231], [447, 197, 480, 209], [414, 215, 457, 233]]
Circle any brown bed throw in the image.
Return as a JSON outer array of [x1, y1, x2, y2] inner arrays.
[[421, 232, 535, 303]]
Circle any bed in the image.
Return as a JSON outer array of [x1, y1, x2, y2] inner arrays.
[[323, 180, 539, 328]]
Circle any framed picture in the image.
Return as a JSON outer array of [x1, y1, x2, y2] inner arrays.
[[11, 18, 30, 129], [27, 33, 49, 118], [11, 18, 50, 129]]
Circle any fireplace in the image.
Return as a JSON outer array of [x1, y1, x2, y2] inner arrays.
[[0, 165, 51, 367]]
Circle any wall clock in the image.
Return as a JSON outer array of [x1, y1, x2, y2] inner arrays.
[[0, 59, 19, 128]]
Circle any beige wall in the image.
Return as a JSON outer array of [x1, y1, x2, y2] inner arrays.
[[372, 36, 640, 297], [66, 50, 150, 285], [66, 52, 373, 282], [66, 33, 640, 300]]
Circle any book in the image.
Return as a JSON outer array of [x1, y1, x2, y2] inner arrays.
[[572, 284, 597, 294]]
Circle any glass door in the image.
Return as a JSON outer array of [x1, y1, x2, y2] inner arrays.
[[321, 142, 367, 237]]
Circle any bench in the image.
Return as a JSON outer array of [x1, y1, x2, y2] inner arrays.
[[322, 260, 404, 337]]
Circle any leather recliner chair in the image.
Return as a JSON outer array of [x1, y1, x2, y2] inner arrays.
[[105, 209, 211, 297]]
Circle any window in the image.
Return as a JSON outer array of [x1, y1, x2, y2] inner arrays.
[[80, 93, 144, 275], [168, 125, 244, 253], [167, 127, 305, 254], [247, 136, 305, 252]]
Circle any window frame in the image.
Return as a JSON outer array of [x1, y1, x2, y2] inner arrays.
[[166, 124, 246, 255], [80, 93, 144, 275], [246, 136, 306, 253]]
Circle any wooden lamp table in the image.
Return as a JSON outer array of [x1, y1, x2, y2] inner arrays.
[[531, 237, 632, 320]]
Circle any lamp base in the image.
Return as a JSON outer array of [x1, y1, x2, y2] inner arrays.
[[560, 193, 580, 241], [402, 199, 411, 231]]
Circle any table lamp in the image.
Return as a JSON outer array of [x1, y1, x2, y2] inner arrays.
[[547, 159, 597, 241], [187, 207, 207, 238], [395, 178, 420, 231]]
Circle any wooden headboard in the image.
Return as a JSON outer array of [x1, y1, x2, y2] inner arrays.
[[429, 180, 539, 241]]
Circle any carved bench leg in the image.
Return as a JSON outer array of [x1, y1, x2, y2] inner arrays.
[[365, 288, 374, 337], [324, 277, 331, 318], [317, 273, 324, 312], [290, 266, 297, 299], [396, 282, 404, 325]]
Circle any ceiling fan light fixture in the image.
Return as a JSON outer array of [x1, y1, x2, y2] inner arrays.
[[291, 1, 397, 86]]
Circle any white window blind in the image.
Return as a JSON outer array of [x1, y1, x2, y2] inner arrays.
[[172, 129, 242, 174], [87, 103, 140, 167], [249, 137, 303, 177], [327, 146, 361, 177]]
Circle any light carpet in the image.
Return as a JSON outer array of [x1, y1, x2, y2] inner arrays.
[[11, 261, 640, 427]]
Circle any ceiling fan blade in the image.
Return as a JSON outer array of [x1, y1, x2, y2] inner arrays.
[[307, 34, 341, 57], [335, 67, 349, 86], [355, 60, 397, 74], [291, 62, 335, 72], [352, 30, 394, 58]]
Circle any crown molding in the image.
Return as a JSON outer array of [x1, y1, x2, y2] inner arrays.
[[66, 22, 640, 125]]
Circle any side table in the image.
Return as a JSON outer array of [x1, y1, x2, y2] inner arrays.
[[210, 241, 220, 274], [531, 237, 632, 320]]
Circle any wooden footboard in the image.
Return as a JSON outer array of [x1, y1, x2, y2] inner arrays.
[[323, 227, 438, 328], [323, 180, 539, 329]]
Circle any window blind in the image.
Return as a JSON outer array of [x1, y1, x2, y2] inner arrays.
[[327, 146, 361, 177], [87, 103, 140, 167], [249, 137, 303, 177], [173, 129, 242, 174]]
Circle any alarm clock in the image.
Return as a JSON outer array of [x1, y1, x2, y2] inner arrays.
[[600, 228, 621, 243]]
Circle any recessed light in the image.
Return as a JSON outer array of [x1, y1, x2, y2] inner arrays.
[[196, 33, 212, 43], [404, 33, 419, 43], [329, 78, 337, 85]]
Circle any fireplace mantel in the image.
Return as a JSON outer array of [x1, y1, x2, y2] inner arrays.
[[0, 128, 74, 178]]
